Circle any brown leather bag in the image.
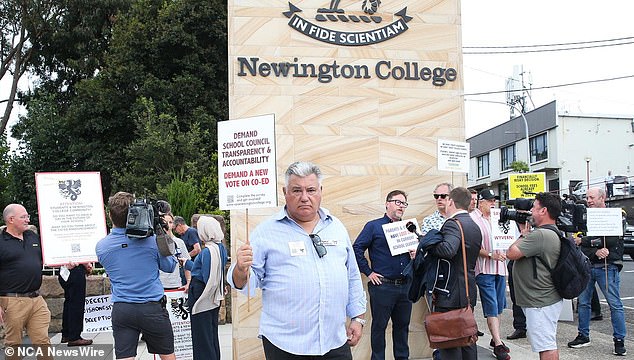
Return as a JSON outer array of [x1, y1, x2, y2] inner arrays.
[[424, 219, 479, 349]]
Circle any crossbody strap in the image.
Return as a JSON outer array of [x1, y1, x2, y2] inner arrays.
[[450, 218, 470, 302]]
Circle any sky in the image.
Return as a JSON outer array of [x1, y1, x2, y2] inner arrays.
[[461, 0, 634, 138], [3, 1, 634, 142]]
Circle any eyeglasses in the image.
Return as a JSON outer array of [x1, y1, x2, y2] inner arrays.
[[433, 194, 448, 200], [387, 199, 408, 208], [309, 234, 327, 258], [12, 214, 30, 220]]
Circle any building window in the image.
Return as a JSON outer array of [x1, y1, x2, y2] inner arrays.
[[477, 154, 489, 178], [501, 144, 516, 171], [530, 133, 548, 163]]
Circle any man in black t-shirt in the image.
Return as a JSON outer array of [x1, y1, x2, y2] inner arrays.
[[0, 204, 52, 360]]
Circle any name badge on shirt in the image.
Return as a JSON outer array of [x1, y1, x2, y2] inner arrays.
[[321, 238, 338, 246], [289, 241, 307, 256]]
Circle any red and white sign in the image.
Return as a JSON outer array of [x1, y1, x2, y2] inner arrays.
[[35, 172, 107, 266], [218, 114, 277, 210]]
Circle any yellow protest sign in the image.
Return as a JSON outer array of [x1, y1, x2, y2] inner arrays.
[[508, 172, 546, 199]]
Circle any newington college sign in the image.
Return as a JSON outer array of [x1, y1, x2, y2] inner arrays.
[[283, 0, 413, 46]]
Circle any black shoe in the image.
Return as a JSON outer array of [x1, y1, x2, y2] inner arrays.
[[477, 330, 484, 336], [567, 333, 591, 348], [490, 339, 510, 353], [591, 314, 603, 321], [493, 344, 510, 360], [614, 338, 627, 356], [507, 329, 526, 340], [67, 338, 93, 346], [60, 337, 69, 343]]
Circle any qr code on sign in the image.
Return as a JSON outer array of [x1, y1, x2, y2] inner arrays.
[[227, 195, 234, 204], [71, 243, 81, 253]]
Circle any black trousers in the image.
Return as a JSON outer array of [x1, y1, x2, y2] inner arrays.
[[58, 266, 87, 341], [262, 336, 352, 360], [188, 278, 220, 360], [507, 260, 526, 331]]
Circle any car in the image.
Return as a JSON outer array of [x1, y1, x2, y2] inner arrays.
[[623, 223, 634, 260], [572, 175, 630, 199], [613, 175, 630, 196]]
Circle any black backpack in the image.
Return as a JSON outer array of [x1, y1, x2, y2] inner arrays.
[[532, 225, 591, 299]]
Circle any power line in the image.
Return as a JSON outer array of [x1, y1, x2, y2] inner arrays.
[[463, 74, 634, 96], [464, 40, 634, 54], [464, 36, 634, 49]]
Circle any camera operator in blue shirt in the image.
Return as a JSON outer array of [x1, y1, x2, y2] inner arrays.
[[96, 192, 177, 360]]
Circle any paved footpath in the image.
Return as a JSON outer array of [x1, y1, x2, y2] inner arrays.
[[4, 304, 629, 359]]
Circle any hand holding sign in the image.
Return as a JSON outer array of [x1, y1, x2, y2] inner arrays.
[[382, 218, 420, 256]]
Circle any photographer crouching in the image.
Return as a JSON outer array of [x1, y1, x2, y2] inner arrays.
[[96, 192, 177, 360]]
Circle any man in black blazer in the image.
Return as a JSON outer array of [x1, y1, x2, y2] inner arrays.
[[430, 187, 483, 360]]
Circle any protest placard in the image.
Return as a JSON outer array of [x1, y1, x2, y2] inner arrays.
[[382, 218, 420, 256], [587, 207, 623, 237], [218, 114, 277, 210], [35, 172, 107, 266], [83, 295, 112, 333]]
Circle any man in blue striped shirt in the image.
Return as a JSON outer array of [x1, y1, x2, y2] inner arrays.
[[228, 161, 367, 359]]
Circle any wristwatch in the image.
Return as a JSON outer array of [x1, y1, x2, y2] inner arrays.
[[352, 317, 366, 326], [488, 252, 493, 259]]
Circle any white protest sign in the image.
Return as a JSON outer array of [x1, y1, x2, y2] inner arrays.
[[382, 218, 420, 256], [162, 290, 193, 359], [586, 207, 623, 237], [35, 172, 107, 266], [437, 139, 470, 173], [218, 114, 277, 210], [490, 208, 520, 250], [83, 295, 112, 333]]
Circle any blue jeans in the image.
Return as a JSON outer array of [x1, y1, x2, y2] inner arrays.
[[578, 264, 626, 339], [368, 282, 411, 360], [476, 274, 506, 317]]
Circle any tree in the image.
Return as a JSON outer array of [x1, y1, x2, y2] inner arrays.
[[8, 0, 228, 213], [0, 0, 63, 134], [510, 160, 529, 173]]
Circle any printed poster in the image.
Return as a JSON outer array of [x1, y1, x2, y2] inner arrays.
[[490, 208, 520, 250], [587, 207, 623, 237], [218, 114, 278, 210], [162, 290, 193, 359], [83, 295, 112, 333], [83, 291, 193, 360], [508, 172, 546, 199], [437, 139, 470, 173], [35, 172, 107, 266], [382, 218, 420, 256]]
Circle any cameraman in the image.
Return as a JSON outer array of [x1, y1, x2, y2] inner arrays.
[[96, 192, 177, 360], [567, 187, 626, 356]]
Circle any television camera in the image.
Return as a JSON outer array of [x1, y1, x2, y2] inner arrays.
[[498, 193, 587, 234], [125, 198, 175, 256]]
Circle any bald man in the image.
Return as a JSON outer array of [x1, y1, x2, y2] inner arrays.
[[0, 204, 52, 360]]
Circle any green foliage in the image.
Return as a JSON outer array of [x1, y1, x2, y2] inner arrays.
[[196, 153, 220, 212], [3, 0, 228, 222], [510, 160, 529, 173], [163, 171, 198, 224]]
